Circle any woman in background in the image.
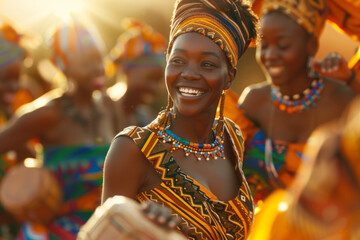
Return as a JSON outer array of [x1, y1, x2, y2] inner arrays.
[[106, 19, 166, 131], [0, 18, 116, 239], [224, 0, 356, 205]]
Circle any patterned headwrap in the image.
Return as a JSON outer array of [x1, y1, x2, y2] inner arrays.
[[108, 19, 166, 69], [0, 20, 26, 69], [327, 0, 360, 41], [252, 0, 328, 38], [168, 0, 258, 69], [49, 19, 100, 71]]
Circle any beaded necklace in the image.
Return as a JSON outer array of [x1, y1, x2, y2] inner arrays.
[[271, 78, 324, 114], [150, 112, 226, 161]]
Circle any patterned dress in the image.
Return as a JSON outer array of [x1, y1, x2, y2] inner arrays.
[[16, 144, 109, 240], [223, 90, 305, 204], [118, 118, 254, 240]]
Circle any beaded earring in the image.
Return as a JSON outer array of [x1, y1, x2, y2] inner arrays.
[[215, 90, 226, 139], [150, 95, 174, 131]]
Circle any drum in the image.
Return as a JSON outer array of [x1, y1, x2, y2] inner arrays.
[[77, 196, 186, 240], [0, 165, 63, 224]]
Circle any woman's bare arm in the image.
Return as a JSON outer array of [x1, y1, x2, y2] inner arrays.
[[101, 136, 149, 203]]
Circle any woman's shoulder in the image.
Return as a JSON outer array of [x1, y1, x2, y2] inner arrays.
[[14, 89, 64, 124], [322, 77, 356, 104], [239, 81, 270, 108]]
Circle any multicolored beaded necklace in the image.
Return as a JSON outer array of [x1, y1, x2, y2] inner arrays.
[[271, 78, 324, 114], [150, 112, 226, 161], [157, 128, 225, 161]]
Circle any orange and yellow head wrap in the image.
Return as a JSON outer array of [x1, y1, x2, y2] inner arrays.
[[168, 0, 258, 69], [108, 19, 166, 69], [252, 0, 328, 38], [0, 19, 26, 69]]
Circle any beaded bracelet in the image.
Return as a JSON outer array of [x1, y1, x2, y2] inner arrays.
[[346, 69, 357, 85]]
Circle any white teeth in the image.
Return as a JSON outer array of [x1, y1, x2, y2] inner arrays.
[[268, 66, 283, 75], [179, 87, 204, 96]]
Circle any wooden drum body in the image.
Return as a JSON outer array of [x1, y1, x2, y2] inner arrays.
[[0, 165, 63, 224], [77, 196, 186, 240]]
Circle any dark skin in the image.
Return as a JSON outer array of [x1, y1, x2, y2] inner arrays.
[[114, 65, 164, 132], [240, 12, 355, 143], [0, 46, 116, 153], [0, 46, 117, 226], [102, 32, 242, 211], [312, 52, 360, 94]]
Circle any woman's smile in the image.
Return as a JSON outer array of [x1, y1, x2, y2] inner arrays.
[[178, 87, 205, 97]]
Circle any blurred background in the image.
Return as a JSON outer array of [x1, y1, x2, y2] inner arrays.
[[0, 0, 358, 98]]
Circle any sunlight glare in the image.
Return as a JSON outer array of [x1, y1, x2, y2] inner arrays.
[[53, 0, 85, 21]]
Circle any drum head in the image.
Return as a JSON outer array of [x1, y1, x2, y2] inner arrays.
[[0, 165, 44, 209]]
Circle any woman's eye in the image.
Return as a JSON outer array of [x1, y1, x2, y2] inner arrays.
[[202, 62, 216, 68], [278, 42, 290, 50], [170, 58, 184, 64]]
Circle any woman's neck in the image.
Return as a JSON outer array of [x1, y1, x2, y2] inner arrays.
[[169, 111, 217, 144], [276, 74, 313, 96], [66, 88, 94, 108]]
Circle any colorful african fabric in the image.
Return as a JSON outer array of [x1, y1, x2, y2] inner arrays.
[[108, 19, 165, 69], [252, 0, 328, 38], [327, 0, 360, 41], [169, 0, 258, 68], [222, 90, 305, 204], [49, 19, 100, 71], [117, 118, 254, 240], [16, 144, 109, 240], [0, 21, 26, 69], [249, 109, 360, 240]]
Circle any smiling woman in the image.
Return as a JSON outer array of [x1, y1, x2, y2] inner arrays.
[[224, 0, 356, 208], [101, 0, 258, 239]]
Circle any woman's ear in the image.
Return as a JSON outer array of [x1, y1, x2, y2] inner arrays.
[[224, 67, 237, 90], [307, 35, 318, 57]]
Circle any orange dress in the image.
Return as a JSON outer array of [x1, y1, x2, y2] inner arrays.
[[117, 118, 254, 240]]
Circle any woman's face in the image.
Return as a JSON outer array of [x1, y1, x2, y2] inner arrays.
[[125, 65, 164, 105], [65, 46, 106, 92], [257, 12, 313, 86], [0, 59, 21, 110], [166, 32, 232, 117]]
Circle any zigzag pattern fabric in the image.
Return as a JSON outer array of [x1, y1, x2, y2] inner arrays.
[[118, 119, 254, 240]]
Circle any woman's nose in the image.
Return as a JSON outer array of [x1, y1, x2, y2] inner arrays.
[[263, 46, 278, 61], [180, 62, 200, 80]]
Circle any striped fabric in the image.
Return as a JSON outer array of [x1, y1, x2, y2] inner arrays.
[[169, 0, 256, 68], [118, 118, 254, 240], [16, 144, 110, 240], [49, 19, 99, 71]]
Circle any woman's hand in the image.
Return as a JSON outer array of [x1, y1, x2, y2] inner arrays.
[[312, 52, 354, 83], [141, 201, 180, 230]]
